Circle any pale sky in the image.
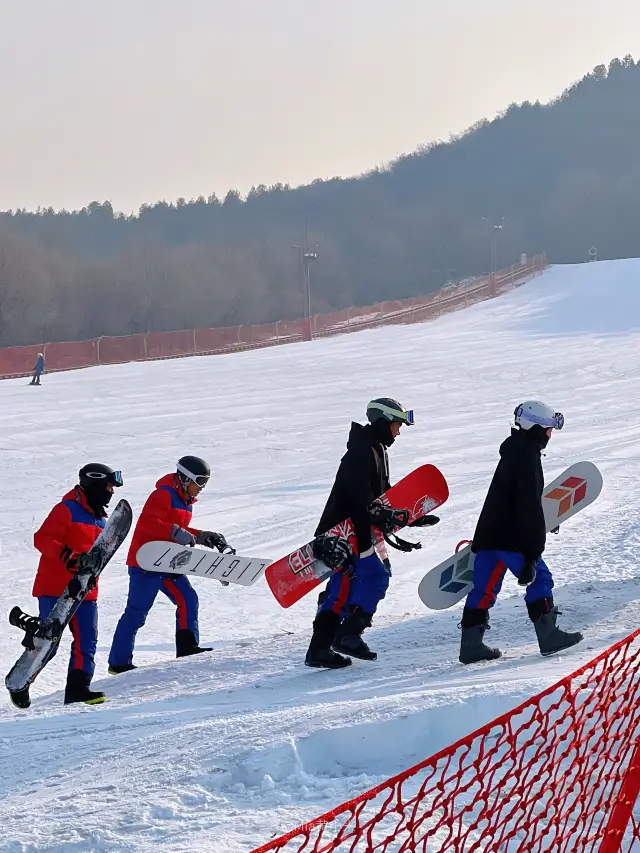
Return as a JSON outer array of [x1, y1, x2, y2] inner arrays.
[[0, 0, 637, 213]]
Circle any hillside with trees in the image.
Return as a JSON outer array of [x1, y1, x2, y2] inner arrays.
[[1, 56, 639, 346]]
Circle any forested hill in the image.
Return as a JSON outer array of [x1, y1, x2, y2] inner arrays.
[[1, 56, 639, 347]]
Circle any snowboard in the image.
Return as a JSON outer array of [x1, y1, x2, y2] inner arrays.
[[418, 461, 603, 611], [5, 498, 133, 709], [136, 541, 271, 586], [265, 464, 449, 608]]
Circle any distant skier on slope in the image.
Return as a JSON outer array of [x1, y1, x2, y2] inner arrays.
[[32, 463, 124, 704], [29, 352, 44, 385], [459, 401, 583, 664], [108, 456, 231, 673], [305, 398, 421, 669]]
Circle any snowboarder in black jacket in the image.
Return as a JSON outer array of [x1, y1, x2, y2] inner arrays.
[[460, 400, 583, 664], [305, 398, 414, 669]]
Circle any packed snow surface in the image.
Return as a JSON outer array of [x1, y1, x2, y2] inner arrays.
[[1, 259, 640, 852]]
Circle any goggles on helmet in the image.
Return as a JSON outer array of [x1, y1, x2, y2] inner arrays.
[[84, 469, 124, 486], [176, 462, 209, 488], [516, 407, 564, 431], [372, 402, 415, 426]]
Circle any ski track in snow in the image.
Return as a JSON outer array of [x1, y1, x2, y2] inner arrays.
[[1, 259, 640, 852]]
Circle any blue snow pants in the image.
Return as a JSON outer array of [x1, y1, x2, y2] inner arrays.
[[465, 550, 554, 610], [318, 552, 390, 616], [39, 596, 98, 678], [108, 567, 199, 666]]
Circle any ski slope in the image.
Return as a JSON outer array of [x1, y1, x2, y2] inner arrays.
[[1, 258, 640, 853]]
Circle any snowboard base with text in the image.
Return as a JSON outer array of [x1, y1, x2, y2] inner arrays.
[[136, 541, 271, 586]]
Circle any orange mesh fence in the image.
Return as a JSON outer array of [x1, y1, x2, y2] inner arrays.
[[196, 326, 241, 354], [250, 628, 640, 853], [0, 256, 547, 377], [97, 334, 147, 364], [45, 339, 98, 371], [145, 329, 195, 359], [0, 343, 42, 377]]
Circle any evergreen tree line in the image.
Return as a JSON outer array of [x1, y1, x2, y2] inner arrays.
[[1, 56, 639, 347]]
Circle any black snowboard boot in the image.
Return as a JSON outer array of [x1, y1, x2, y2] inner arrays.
[[108, 663, 137, 675], [176, 629, 212, 658], [528, 598, 583, 656], [332, 606, 377, 661], [64, 669, 105, 705], [459, 607, 502, 664], [305, 610, 351, 669]]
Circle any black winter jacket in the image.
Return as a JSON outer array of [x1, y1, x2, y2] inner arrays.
[[315, 422, 390, 552], [471, 429, 546, 561]]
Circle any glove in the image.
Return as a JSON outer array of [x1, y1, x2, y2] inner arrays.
[[518, 559, 537, 587], [196, 530, 231, 552], [60, 546, 79, 571], [171, 524, 196, 547], [313, 534, 355, 571], [409, 515, 440, 528], [550, 526, 560, 535]]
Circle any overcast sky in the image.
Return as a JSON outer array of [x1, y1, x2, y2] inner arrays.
[[0, 0, 636, 213]]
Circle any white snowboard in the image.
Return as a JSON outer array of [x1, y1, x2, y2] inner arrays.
[[136, 541, 271, 586], [418, 461, 603, 611]]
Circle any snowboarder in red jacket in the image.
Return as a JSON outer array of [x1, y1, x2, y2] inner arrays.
[[33, 462, 123, 704], [108, 456, 230, 673]]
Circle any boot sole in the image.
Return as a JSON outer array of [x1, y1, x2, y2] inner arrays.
[[304, 659, 352, 670]]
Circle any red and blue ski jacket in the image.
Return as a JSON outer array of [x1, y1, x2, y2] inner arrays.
[[127, 474, 200, 568], [33, 488, 106, 600]]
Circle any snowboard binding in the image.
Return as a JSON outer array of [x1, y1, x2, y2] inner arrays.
[[313, 534, 356, 571], [369, 502, 410, 534], [9, 606, 62, 651]]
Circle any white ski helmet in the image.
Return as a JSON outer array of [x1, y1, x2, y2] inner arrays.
[[514, 401, 564, 431]]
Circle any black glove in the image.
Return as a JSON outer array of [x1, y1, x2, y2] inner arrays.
[[518, 559, 537, 587], [60, 546, 78, 571], [196, 530, 232, 553], [550, 526, 560, 535], [313, 534, 355, 571], [409, 515, 440, 528]]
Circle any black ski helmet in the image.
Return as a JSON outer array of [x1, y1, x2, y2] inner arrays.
[[366, 398, 415, 427], [176, 455, 210, 490], [79, 462, 123, 490], [78, 462, 123, 514]]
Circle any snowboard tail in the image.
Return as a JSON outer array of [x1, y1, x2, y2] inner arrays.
[[418, 461, 603, 611], [5, 499, 133, 708], [266, 464, 449, 608]]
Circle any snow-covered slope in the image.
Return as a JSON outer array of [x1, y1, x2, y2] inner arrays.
[[1, 259, 640, 853]]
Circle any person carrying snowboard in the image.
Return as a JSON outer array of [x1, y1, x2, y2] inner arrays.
[[459, 400, 583, 664], [30, 352, 44, 385], [108, 456, 231, 673], [305, 398, 416, 669], [32, 462, 124, 704]]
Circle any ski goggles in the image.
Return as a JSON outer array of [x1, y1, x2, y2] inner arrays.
[[520, 409, 565, 431], [84, 470, 124, 486], [376, 403, 415, 425], [176, 462, 209, 488]]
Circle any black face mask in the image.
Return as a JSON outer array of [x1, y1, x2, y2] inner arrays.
[[370, 419, 395, 447], [81, 483, 113, 516]]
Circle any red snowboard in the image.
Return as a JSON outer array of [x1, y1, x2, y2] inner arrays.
[[265, 464, 449, 608]]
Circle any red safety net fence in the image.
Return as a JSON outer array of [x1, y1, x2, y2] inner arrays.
[[251, 628, 640, 853], [0, 255, 547, 379]]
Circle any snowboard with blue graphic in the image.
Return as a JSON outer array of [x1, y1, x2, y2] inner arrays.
[[418, 461, 603, 610]]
